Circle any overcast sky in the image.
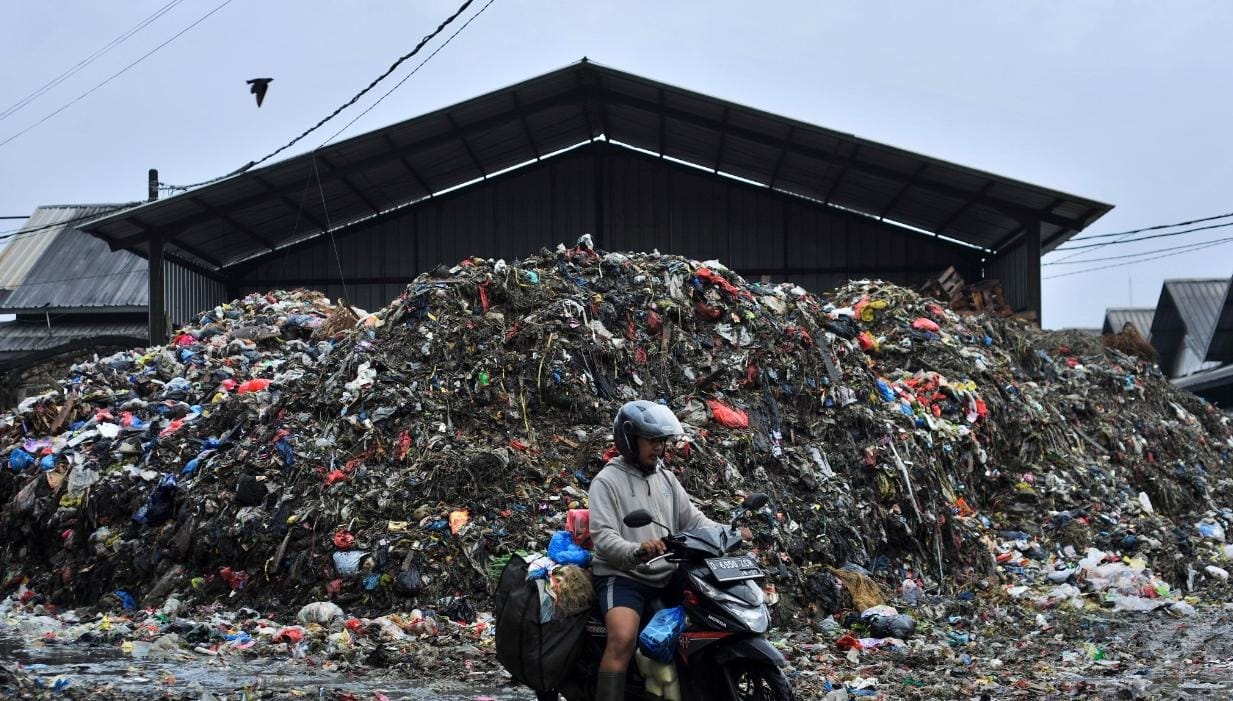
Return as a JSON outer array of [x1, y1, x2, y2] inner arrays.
[[2, 1, 1231, 329]]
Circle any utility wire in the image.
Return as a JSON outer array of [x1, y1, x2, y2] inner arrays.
[[0, 203, 142, 243], [0, 0, 236, 151], [1044, 235, 1233, 265], [1043, 237, 1233, 280], [161, 0, 475, 193], [0, 0, 186, 122], [1064, 210, 1233, 242], [1050, 220, 1233, 252], [319, 0, 497, 147]]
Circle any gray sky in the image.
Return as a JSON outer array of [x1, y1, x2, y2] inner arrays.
[[2, 1, 1231, 329]]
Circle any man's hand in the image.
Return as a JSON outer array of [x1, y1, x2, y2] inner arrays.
[[637, 538, 667, 560], [739, 527, 753, 542]]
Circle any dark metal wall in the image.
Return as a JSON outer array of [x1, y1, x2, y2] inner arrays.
[[165, 260, 228, 326], [235, 143, 985, 312], [984, 222, 1041, 317]]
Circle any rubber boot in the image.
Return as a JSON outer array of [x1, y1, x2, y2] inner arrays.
[[595, 671, 626, 701]]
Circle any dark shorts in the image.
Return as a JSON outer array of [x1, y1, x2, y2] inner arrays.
[[594, 574, 660, 616]]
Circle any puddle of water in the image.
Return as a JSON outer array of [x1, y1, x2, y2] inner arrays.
[[1, 632, 535, 700]]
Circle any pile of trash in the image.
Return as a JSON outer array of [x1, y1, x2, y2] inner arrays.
[[2, 243, 1232, 637]]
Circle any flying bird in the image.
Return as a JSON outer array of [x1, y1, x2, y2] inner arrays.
[[246, 77, 273, 107]]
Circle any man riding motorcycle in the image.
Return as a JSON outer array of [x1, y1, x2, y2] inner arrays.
[[588, 400, 751, 701]]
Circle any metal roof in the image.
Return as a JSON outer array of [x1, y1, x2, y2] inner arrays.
[[1208, 279, 1233, 363], [79, 59, 1113, 273], [1150, 278, 1230, 377], [1102, 307, 1155, 338], [0, 205, 147, 313], [0, 318, 147, 368]]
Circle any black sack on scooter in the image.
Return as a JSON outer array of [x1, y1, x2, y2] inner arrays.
[[494, 554, 587, 693]]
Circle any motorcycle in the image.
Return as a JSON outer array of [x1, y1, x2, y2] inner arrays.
[[543, 492, 794, 701]]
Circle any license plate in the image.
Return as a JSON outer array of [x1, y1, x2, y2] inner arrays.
[[705, 556, 763, 582]]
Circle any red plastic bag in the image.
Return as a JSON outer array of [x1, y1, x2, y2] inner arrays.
[[911, 317, 940, 333], [237, 378, 272, 394], [567, 509, 591, 548], [707, 400, 749, 428]]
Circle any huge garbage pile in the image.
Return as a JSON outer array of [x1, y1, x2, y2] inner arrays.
[[2, 244, 1232, 631]]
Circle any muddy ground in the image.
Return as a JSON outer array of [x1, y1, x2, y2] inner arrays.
[[3, 602, 1232, 700]]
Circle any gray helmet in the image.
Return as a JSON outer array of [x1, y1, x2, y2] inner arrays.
[[613, 400, 683, 458]]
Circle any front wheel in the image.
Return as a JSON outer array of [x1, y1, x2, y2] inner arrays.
[[726, 662, 794, 701]]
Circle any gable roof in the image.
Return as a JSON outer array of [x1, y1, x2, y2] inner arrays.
[[0, 205, 147, 313], [78, 59, 1112, 274], [1150, 278, 1229, 377], [1102, 307, 1155, 337], [1208, 279, 1233, 363]]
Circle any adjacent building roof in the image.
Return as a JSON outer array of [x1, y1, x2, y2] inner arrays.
[[1208, 280, 1233, 363], [0, 318, 147, 368], [1102, 307, 1155, 338], [0, 205, 147, 314], [1150, 278, 1230, 377], [79, 59, 1113, 275]]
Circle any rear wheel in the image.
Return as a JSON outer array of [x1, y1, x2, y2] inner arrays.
[[727, 662, 794, 701]]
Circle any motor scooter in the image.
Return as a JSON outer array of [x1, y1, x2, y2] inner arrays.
[[543, 492, 794, 701]]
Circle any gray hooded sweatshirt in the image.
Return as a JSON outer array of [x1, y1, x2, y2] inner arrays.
[[588, 455, 721, 586]]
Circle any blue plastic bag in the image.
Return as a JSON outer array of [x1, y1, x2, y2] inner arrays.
[[638, 605, 685, 662], [547, 530, 591, 566], [8, 448, 34, 471]]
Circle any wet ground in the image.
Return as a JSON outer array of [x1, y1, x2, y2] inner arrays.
[[6, 606, 1233, 699], [0, 631, 535, 700]]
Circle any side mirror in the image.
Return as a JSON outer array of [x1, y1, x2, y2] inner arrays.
[[742, 493, 770, 510], [623, 510, 654, 528]]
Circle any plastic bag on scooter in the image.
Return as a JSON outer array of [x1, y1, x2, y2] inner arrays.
[[494, 553, 587, 693], [548, 530, 591, 566], [638, 605, 685, 663]]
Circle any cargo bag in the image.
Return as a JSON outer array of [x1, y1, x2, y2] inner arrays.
[[494, 554, 587, 693]]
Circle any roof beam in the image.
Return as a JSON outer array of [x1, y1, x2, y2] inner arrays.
[[991, 197, 1065, 252], [657, 87, 666, 157], [577, 64, 608, 139], [381, 134, 435, 197], [713, 106, 729, 173], [446, 111, 486, 177], [823, 144, 859, 204], [934, 181, 993, 235], [767, 125, 794, 190], [600, 89, 1078, 229], [878, 162, 928, 219], [511, 90, 541, 160], [253, 174, 328, 233], [129, 216, 227, 275], [316, 154, 382, 215], [188, 196, 278, 253]]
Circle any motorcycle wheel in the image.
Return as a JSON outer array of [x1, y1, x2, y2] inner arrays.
[[727, 662, 794, 701]]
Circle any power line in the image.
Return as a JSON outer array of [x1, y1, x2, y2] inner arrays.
[[161, 0, 476, 193], [1043, 237, 1233, 280], [1050, 219, 1233, 252], [0, 204, 141, 243], [319, 0, 498, 147], [0, 0, 186, 122], [1043, 235, 1233, 266], [0, 0, 236, 151], [1064, 210, 1233, 242]]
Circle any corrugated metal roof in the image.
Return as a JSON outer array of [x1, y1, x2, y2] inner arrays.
[[0, 318, 147, 367], [0, 205, 147, 313], [1103, 307, 1155, 337], [1208, 279, 1233, 363], [1173, 362, 1233, 393], [80, 59, 1113, 273], [1150, 278, 1230, 377], [0, 207, 70, 289]]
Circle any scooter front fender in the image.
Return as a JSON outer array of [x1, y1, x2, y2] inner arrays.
[[711, 635, 786, 668]]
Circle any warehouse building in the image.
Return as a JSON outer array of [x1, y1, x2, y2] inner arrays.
[[77, 60, 1112, 342]]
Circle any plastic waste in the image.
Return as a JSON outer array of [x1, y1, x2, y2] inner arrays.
[[639, 606, 685, 662], [547, 530, 591, 567]]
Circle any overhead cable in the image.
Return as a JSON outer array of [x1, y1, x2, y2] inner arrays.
[[0, 0, 236, 151], [1050, 220, 1233, 252], [0, 0, 186, 122], [1043, 235, 1233, 266], [161, 0, 476, 193], [1043, 237, 1233, 280], [319, 0, 497, 147]]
